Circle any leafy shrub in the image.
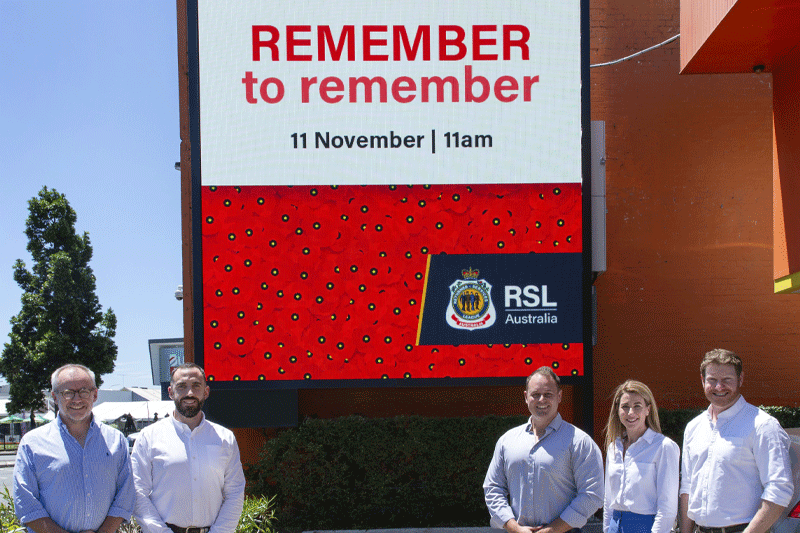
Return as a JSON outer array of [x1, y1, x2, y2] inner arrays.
[[237, 495, 277, 533], [657, 408, 703, 448], [761, 406, 800, 429], [0, 487, 25, 532], [247, 415, 527, 531]]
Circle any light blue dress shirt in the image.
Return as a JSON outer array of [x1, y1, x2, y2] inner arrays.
[[13, 414, 134, 533], [484, 413, 605, 530]]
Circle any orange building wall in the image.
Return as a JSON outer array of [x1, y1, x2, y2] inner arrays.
[[180, 0, 800, 460], [591, 0, 800, 436]]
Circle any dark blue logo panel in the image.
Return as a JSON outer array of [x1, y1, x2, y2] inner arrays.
[[418, 253, 582, 345]]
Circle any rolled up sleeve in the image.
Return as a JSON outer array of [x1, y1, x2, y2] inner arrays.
[[755, 419, 793, 507], [108, 432, 135, 520], [12, 442, 49, 525], [560, 435, 604, 529], [484, 437, 516, 529]]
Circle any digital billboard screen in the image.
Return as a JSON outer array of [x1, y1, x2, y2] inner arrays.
[[188, 0, 590, 386]]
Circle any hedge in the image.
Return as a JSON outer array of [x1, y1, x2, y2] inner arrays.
[[247, 415, 527, 531], [246, 407, 800, 532]]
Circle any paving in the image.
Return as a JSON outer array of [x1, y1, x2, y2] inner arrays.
[[0, 449, 15, 468], [304, 519, 603, 533]]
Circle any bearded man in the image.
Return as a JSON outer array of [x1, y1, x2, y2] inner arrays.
[[130, 363, 245, 533]]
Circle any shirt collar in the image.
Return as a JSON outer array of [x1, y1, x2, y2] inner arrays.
[[706, 394, 746, 422], [170, 411, 207, 434], [526, 412, 563, 434], [55, 412, 97, 438], [615, 427, 657, 453], [640, 427, 657, 443]]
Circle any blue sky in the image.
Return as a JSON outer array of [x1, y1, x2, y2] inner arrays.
[[1, 3, 182, 389]]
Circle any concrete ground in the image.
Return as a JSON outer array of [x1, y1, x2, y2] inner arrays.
[[304, 519, 603, 533], [0, 452, 14, 495]]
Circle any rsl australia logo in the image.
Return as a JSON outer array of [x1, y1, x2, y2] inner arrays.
[[446, 267, 497, 330]]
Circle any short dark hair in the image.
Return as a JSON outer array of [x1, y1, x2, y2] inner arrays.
[[526, 366, 561, 390], [700, 348, 742, 378], [170, 363, 206, 385]]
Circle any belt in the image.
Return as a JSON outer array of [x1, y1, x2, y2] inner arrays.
[[697, 524, 748, 533], [166, 524, 211, 533]]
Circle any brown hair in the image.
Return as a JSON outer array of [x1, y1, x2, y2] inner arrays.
[[604, 379, 662, 451], [526, 366, 561, 390], [700, 348, 742, 378]]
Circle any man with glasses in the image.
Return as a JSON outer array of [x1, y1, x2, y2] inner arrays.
[[13, 363, 134, 533], [131, 363, 245, 533]]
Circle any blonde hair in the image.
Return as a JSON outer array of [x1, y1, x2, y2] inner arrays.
[[604, 380, 662, 451]]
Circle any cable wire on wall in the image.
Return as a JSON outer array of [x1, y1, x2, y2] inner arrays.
[[590, 34, 680, 68]]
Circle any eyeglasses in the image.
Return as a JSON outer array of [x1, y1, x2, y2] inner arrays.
[[57, 388, 96, 400]]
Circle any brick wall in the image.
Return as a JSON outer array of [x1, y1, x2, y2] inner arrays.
[[591, 0, 800, 438]]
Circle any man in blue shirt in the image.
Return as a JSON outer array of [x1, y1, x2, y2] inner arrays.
[[13, 363, 134, 533], [484, 367, 604, 533]]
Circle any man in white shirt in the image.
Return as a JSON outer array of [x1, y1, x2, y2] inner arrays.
[[484, 367, 604, 533], [679, 349, 793, 533], [131, 363, 245, 533]]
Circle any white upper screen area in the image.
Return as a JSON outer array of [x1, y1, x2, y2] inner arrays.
[[198, 1, 581, 186]]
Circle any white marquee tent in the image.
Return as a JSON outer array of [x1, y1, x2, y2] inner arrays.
[[92, 401, 175, 423]]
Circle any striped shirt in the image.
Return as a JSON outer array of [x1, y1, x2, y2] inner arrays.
[[484, 413, 604, 530], [13, 414, 134, 532]]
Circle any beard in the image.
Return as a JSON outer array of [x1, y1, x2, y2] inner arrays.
[[174, 397, 204, 418]]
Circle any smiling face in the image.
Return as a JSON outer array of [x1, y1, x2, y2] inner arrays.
[[169, 367, 209, 420], [618, 392, 650, 437], [525, 373, 562, 429], [52, 367, 98, 426], [702, 362, 743, 414]]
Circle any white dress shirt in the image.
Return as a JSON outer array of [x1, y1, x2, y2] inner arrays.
[[603, 428, 679, 533], [131, 414, 246, 533], [680, 396, 793, 527], [484, 413, 605, 530]]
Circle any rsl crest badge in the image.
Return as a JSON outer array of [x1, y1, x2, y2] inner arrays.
[[446, 267, 496, 330]]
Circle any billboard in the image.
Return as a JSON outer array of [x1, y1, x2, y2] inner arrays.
[[189, 0, 590, 385]]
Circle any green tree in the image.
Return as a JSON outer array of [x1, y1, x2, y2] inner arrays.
[[0, 187, 117, 423]]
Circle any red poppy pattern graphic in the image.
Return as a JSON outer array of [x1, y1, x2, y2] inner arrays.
[[201, 183, 583, 382]]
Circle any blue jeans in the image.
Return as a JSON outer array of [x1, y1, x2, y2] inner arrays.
[[608, 510, 656, 533]]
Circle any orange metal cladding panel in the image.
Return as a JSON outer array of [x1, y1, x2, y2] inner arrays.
[[773, 45, 800, 279], [681, 0, 800, 74], [774, 111, 787, 279], [680, 0, 736, 72]]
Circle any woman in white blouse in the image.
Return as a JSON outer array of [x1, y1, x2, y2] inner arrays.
[[603, 380, 680, 533]]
